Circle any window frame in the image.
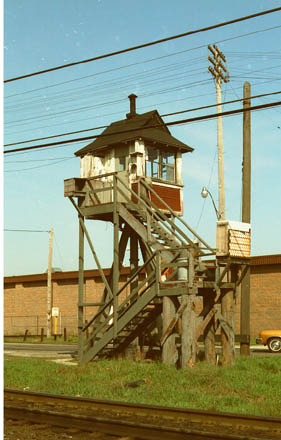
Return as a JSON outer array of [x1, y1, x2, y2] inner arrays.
[[145, 146, 176, 183]]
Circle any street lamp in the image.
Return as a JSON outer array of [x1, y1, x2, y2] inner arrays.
[[201, 187, 221, 220]]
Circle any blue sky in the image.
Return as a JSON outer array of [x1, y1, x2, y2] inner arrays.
[[3, 0, 281, 276]]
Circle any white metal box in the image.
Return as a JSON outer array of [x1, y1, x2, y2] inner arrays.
[[216, 221, 251, 258]]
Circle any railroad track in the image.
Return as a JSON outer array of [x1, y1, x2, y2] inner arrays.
[[4, 388, 281, 440]]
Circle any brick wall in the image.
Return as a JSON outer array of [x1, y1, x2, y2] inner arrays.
[[234, 256, 281, 336], [4, 269, 131, 336], [4, 256, 281, 337]]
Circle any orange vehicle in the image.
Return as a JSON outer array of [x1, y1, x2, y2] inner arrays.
[[256, 330, 281, 353]]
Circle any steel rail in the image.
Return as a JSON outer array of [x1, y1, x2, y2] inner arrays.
[[4, 389, 281, 440]]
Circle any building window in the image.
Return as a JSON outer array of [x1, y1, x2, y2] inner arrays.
[[119, 156, 126, 171], [146, 147, 175, 182]]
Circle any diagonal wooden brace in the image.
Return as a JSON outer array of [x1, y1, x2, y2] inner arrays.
[[195, 308, 216, 341], [160, 302, 187, 346], [215, 309, 233, 341]]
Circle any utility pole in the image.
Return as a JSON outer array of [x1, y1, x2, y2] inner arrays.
[[47, 228, 54, 338], [240, 82, 251, 356], [208, 44, 229, 220], [209, 45, 234, 366]]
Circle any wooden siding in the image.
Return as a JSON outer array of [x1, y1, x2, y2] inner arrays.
[[131, 181, 182, 214]]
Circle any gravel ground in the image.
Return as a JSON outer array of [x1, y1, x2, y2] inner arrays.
[[4, 419, 131, 440]]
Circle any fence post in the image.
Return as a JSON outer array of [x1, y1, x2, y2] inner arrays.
[[41, 328, 44, 342], [64, 328, 67, 342], [23, 330, 28, 342]]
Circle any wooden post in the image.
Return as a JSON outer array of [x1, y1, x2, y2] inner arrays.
[[240, 81, 251, 356], [40, 328, 44, 342], [203, 292, 216, 364], [47, 228, 54, 338], [129, 231, 139, 357], [130, 231, 138, 302], [23, 329, 28, 342], [221, 266, 237, 366], [64, 327, 67, 342], [78, 202, 84, 361], [113, 175, 119, 340], [221, 289, 235, 365], [162, 296, 178, 364], [181, 249, 197, 368], [181, 294, 197, 367]]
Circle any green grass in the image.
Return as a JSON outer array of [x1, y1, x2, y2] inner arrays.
[[4, 356, 281, 417]]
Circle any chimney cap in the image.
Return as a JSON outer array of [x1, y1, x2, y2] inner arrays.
[[126, 94, 138, 119]]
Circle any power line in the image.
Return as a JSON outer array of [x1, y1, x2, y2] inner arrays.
[[4, 90, 281, 147], [5, 61, 281, 129], [4, 229, 50, 233], [5, 156, 73, 163], [4, 157, 75, 172], [4, 100, 281, 155], [4, 28, 281, 128], [4, 7, 281, 83], [5, 23, 281, 100]]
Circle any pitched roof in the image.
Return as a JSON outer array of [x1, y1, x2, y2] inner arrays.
[[75, 110, 193, 156]]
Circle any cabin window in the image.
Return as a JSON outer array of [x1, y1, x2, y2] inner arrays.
[[119, 156, 126, 171], [146, 147, 159, 179], [161, 151, 175, 182], [146, 147, 175, 182]]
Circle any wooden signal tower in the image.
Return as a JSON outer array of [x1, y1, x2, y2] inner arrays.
[[64, 95, 250, 366]]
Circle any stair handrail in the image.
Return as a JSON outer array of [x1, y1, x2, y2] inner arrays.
[[86, 269, 157, 345], [83, 251, 157, 334], [114, 252, 156, 298], [139, 179, 215, 254], [114, 174, 215, 254], [115, 175, 186, 247]]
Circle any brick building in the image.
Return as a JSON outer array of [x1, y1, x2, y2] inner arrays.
[[4, 254, 281, 338]]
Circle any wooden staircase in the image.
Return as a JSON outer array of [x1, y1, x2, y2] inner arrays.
[[78, 176, 214, 362]]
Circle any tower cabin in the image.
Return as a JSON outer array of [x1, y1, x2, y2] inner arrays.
[[66, 95, 193, 217], [64, 95, 248, 366]]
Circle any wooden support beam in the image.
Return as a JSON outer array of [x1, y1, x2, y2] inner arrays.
[[220, 266, 237, 366], [162, 296, 178, 364], [181, 249, 197, 368], [160, 301, 187, 346], [113, 175, 119, 340], [202, 298, 216, 365], [127, 229, 139, 356], [78, 199, 84, 361], [139, 239, 156, 276], [130, 231, 139, 302], [181, 294, 197, 368], [241, 82, 251, 357]]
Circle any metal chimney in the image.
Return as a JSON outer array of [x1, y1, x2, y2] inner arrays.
[[126, 94, 137, 118]]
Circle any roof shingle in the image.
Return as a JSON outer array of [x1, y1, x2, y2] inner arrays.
[[75, 110, 193, 156]]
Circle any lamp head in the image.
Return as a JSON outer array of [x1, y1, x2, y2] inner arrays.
[[201, 186, 209, 199]]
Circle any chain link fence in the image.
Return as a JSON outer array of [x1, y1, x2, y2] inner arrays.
[[4, 315, 78, 336]]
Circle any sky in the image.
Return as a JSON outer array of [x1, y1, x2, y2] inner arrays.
[[3, 0, 281, 276]]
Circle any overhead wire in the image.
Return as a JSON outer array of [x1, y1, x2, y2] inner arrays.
[[4, 23, 281, 143], [4, 24, 281, 111], [5, 74, 281, 139], [4, 65, 209, 115], [4, 90, 281, 147], [4, 25, 281, 136], [4, 100, 281, 155], [4, 79, 213, 127], [4, 59, 281, 130], [4, 157, 75, 173], [7, 57, 281, 129], [5, 7, 281, 83]]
